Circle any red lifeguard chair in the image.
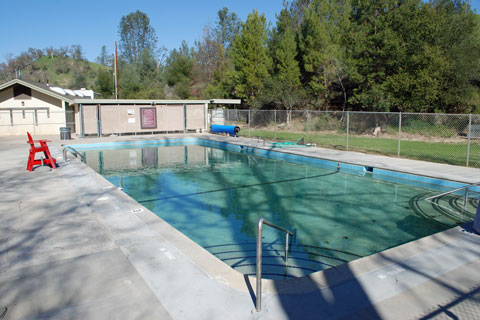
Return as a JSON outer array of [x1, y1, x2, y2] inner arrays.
[[26, 132, 57, 171]]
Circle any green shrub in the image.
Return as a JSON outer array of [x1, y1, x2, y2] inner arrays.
[[311, 114, 344, 131], [401, 120, 457, 138]]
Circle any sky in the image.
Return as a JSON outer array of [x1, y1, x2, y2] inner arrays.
[[1, 0, 479, 64], [0, 0, 285, 63]]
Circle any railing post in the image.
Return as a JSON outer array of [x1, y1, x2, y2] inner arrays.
[[256, 219, 263, 312], [256, 218, 294, 312], [467, 113, 472, 167], [397, 112, 402, 157]]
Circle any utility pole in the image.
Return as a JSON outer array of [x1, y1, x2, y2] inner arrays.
[[114, 41, 119, 99]]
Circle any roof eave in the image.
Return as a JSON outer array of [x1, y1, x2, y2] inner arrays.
[[70, 98, 242, 105], [0, 79, 73, 104]]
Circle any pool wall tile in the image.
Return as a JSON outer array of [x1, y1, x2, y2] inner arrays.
[[372, 168, 479, 192]]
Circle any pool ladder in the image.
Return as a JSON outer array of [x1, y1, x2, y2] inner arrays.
[[62, 146, 86, 163], [424, 181, 480, 214], [256, 218, 295, 312]]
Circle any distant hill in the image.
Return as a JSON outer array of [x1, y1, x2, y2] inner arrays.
[[20, 56, 109, 90]]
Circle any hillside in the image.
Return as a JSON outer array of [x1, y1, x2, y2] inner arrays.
[[21, 56, 109, 90]]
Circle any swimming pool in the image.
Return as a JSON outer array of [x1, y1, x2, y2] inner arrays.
[[73, 139, 477, 279]]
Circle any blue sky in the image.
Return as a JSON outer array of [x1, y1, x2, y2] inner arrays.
[[0, 0, 479, 64], [0, 0, 285, 63]]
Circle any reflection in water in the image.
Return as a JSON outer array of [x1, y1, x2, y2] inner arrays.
[[83, 144, 473, 278]]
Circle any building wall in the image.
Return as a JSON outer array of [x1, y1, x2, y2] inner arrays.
[[186, 104, 205, 130], [77, 103, 206, 136], [0, 86, 67, 136]]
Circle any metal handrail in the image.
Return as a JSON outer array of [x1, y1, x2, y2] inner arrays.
[[256, 218, 295, 312], [425, 181, 480, 212], [62, 146, 86, 163]]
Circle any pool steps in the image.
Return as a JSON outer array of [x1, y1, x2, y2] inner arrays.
[[206, 242, 362, 280]]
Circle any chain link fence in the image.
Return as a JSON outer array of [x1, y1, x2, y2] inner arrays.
[[210, 109, 480, 168]]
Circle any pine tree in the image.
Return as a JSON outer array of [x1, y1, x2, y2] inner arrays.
[[231, 10, 272, 107], [118, 10, 158, 64], [299, 0, 350, 110], [165, 41, 194, 99], [267, 6, 303, 122]]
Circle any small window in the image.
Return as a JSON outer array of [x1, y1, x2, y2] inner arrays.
[[13, 85, 32, 99]]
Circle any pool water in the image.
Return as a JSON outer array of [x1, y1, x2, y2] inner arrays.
[[81, 142, 476, 278]]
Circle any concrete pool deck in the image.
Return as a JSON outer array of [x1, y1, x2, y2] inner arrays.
[[1, 133, 479, 319]]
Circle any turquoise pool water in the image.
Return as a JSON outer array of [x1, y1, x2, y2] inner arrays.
[[78, 141, 476, 278]]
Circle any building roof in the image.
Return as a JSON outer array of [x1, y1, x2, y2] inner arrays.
[[0, 79, 241, 106], [71, 98, 242, 105], [0, 78, 83, 103]]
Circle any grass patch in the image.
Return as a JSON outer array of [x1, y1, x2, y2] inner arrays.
[[240, 130, 480, 167]]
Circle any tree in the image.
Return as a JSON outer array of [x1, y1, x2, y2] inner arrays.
[[428, 0, 480, 112], [347, 0, 403, 111], [377, 0, 445, 113], [231, 10, 272, 106], [96, 45, 113, 66], [299, 0, 350, 110], [194, 25, 223, 84], [165, 41, 194, 99], [73, 74, 87, 89], [118, 10, 157, 63], [94, 68, 114, 98], [70, 45, 84, 60], [267, 5, 303, 122], [215, 7, 241, 49], [194, 8, 240, 99], [347, 0, 480, 113], [119, 48, 164, 99]]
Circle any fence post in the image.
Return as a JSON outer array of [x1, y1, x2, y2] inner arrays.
[[248, 109, 251, 137], [397, 112, 402, 157], [467, 113, 472, 167], [306, 110, 310, 141], [274, 110, 277, 140], [346, 111, 350, 151]]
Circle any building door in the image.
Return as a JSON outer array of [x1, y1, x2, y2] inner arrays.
[[65, 102, 76, 133]]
